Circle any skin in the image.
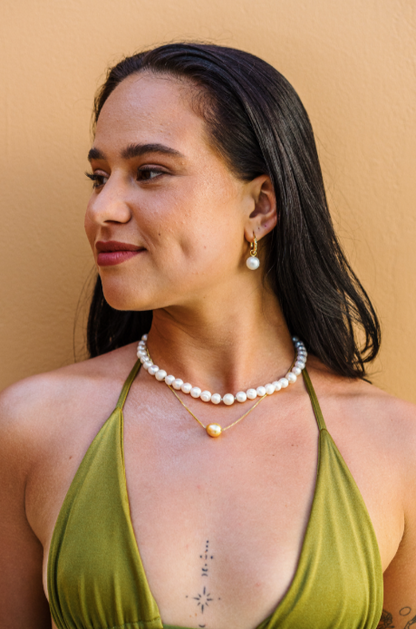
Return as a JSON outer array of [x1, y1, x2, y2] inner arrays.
[[1, 73, 416, 629]]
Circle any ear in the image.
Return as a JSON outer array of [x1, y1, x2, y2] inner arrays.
[[243, 175, 277, 245]]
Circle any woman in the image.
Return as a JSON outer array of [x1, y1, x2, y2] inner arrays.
[[1, 43, 415, 629]]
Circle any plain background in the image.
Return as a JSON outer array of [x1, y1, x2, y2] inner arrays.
[[1, 0, 415, 401]]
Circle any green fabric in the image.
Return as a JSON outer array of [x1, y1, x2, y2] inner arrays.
[[48, 362, 383, 629]]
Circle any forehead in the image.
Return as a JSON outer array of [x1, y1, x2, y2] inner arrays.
[[95, 73, 207, 152]]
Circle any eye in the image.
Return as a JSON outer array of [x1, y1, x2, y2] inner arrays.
[[136, 167, 166, 182], [85, 172, 108, 189]]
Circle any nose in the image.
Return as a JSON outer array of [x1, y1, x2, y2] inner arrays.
[[85, 173, 132, 227]]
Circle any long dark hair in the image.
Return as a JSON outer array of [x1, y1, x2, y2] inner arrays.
[[87, 42, 380, 379]]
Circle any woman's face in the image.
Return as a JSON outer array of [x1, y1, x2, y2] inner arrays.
[[84, 73, 258, 312]]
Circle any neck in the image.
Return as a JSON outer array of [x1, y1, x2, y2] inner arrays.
[[146, 286, 294, 396]]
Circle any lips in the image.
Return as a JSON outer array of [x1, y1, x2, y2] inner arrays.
[[96, 240, 145, 266]]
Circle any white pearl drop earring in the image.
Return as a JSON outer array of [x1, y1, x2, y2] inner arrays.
[[246, 235, 260, 270]]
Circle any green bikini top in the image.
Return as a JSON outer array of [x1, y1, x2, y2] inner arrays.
[[47, 361, 383, 629]]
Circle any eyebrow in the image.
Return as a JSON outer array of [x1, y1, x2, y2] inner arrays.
[[87, 143, 184, 162]]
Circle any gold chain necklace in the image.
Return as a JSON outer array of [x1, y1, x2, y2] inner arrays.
[[168, 384, 267, 437]]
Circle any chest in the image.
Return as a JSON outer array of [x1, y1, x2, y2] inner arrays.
[[124, 412, 319, 628]]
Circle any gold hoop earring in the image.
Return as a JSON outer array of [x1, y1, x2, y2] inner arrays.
[[246, 235, 260, 270]]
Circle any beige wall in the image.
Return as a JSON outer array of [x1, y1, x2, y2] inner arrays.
[[1, 0, 415, 401]]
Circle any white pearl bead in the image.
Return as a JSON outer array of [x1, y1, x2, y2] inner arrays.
[[141, 334, 148, 341], [200, 390, 212, 402], [287, 372, 297, 383], [295, 361, 305, 370], [138, 341, 146, 347], [223, 393, 235, 405], [172, 378, 183, 390], [211, 393, 222, 404], [236, 391, 247, 403], [246, 256, 260, 270], [191, 387, 202, 398], [155, 369, 167, 381], [164, 375, 175, 386], [148, 365, 159, 376], [143, 360, 153, 370], [256, 386, 266, 397], [246, 388, 257, 400], [272, 380, 282, 391], [292, 366, 302, 376], [279, 377, 289, 388], [292, 336, 299, 342], [181, 382, 192, 394], [140, 356, 147, 364], [265, 383, 275, 395]]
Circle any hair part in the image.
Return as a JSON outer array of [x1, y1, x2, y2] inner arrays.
[[87, 42, 381, 379]]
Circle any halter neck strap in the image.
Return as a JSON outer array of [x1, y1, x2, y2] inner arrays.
[[302, 368, 327, 431], [116, 359, 142, 410]]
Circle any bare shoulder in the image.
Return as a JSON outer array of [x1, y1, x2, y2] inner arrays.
[[307, 357, 416, 467], [0, 343, 139, 468]]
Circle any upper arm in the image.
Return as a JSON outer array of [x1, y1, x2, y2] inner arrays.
[[376, 400, 416, 629], [378, 526, 416, 628], [0, 383, 51, 628]]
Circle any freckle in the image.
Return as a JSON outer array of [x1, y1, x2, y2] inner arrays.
[[69, 456, 73, 459]]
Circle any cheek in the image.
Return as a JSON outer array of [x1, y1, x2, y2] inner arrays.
[[84, 207, 96, 248], [153, 219, 241, 284], [146, 188, 243, 275]]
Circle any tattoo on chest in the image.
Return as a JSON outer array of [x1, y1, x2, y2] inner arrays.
[[185, 540, 221, 628], [377, 608, 416, 629], [200, 539, 214, 577]]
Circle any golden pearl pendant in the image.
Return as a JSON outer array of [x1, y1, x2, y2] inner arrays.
[[206, 423, 222, 438]]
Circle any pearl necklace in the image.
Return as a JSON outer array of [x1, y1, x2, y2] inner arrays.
[[136, 335, 307, 407]]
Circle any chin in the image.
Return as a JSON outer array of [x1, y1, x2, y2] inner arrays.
[[101, 280, 167, 312]]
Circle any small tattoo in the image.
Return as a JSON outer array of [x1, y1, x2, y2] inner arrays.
[[401, 608, 412, 616], [199, 540, 214, 578], [185, 539, 221, 622], [193, 586, 214, 614], [405, 616, 416, 629], [377, 610, 395, 628]]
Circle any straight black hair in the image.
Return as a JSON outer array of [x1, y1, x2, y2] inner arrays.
[[87, 42, 380, 379]]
